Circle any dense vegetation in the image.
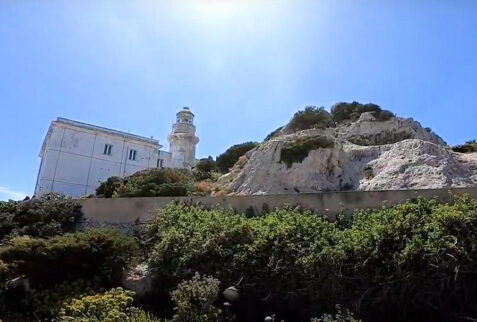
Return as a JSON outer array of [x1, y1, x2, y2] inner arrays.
[[452, 140, 477, 153], [144, 196, 477, 321], [330, 101, 394, 123], [280, 136, 335, 167], [215, 141, 258, 173], [0, 197, 82, 240], [286, 106, 333, 132], [2, 188, 477, 321], [95, 168, 196, 198]]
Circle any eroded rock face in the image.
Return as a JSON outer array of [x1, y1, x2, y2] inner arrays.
[[217, 113, 477, 195]]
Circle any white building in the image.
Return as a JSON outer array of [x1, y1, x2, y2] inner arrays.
[[34, 107, 199, 197]]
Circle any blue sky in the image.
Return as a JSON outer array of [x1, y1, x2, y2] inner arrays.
[[1, 0, 476, 200]]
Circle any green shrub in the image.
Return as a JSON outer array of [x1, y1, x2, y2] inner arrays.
[[58, 287, 135, 321], [57, 288, 162, 321], [97, 169, 194, 198], [0, 229, 138, 286], [29, 278, 101, 317], [216, 142, 258, 173], [148, 204, 336, 319], [286, 106, 333, 131], [0, 198, 82, 241], [96, 177, 122, 198], [193, 157, 217, 181], [280, 136, 335, 168], [303, 196, 477, 321], [330, 101, 394, 122], [146, 197, 477, 321], [264, 126, 284, 141], [171, 273, 221, 322], [452, 140, 477, 153]]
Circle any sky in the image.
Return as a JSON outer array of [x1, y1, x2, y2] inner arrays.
[[1, 0, 476, 200]]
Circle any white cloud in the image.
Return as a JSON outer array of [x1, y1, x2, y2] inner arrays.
[[0, 186, 28, 201]]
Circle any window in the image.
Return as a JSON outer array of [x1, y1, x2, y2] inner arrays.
[[129, 149, 137, 161], [103, 144, 112, 155], [157, 159, 164, 168]]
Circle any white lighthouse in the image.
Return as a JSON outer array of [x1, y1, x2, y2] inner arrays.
[[168, 107, 199, 169]]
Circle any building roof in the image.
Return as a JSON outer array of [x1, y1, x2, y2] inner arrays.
[[176, 107, 195, 117], [56, 118, 160, 145], [39, 117, 160, 156]]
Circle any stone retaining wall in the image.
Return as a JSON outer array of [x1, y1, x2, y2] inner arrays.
[[79, 187, 477, 225]]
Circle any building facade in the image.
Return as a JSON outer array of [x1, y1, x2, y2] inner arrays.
[[34, 107, 199, 197]]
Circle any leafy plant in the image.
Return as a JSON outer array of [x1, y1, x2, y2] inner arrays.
[[216, 142, 258, 173]]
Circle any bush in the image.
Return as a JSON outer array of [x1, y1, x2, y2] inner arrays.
[[147, 204, 336, 320], [97, 169, 194, 198], [286, 106, 333, 132], [193, 157, 218, 181], [216, 142, 258, 173], [96, 177, 122, 198], [171, 273, 221, 322], [58, 288, 162, 322], [0, 198, 82, 241], [59, 287, 133, 321], [146, 197, 477, 321], [264, 126, 284, 141], [0, 229, 138, 286], [29, 278, 101, 317], [330, 101, 394, 123], [311, 305, 361, 322], [280, 136, 335, 168], [452, 140, 477, 153]]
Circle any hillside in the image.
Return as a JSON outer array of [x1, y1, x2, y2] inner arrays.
[[216, 103, 477, 195]]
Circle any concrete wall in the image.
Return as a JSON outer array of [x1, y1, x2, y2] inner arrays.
[[80, 187, 477, 224]]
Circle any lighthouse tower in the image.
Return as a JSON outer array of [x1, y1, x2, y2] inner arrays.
[[168, 107, 199, 169]]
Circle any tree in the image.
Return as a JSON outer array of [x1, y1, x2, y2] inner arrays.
[[216, 142, 258, 173]]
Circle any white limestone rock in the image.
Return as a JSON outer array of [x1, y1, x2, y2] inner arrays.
[[218, 114, 477, 195]]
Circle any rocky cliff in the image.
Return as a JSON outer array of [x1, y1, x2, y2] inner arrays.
[[217, 111, 477, 195]]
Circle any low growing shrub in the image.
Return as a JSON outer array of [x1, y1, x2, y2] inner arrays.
[[0, 229, 138, 286], [59, 287, 134, 320], [29, 278, 102, 317], [57, 287, 162, 322], [286, 106, 333, 132], [96, 169, 194, 198], [146, 196, 477, 321], [330, 101, 394, 123], [171, 273, 221, 322], [452, 140, 477, 153], [264, 126, 284, 141], [280, 136, 335, 168], [216, 142, 258, 173], [0, 198, 82, 241]]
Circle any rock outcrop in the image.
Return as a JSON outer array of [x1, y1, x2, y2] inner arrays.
[[217, 112, 477, 195]]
